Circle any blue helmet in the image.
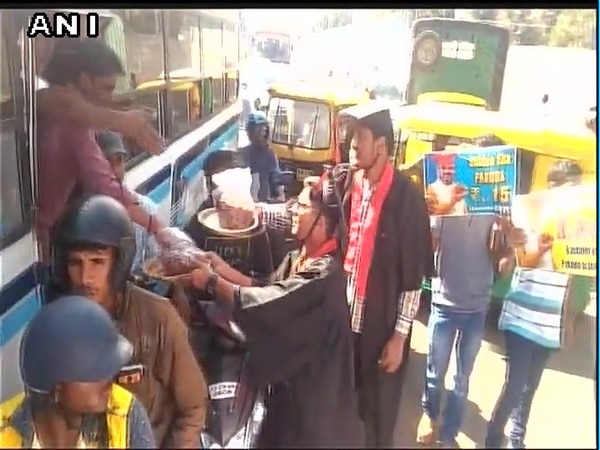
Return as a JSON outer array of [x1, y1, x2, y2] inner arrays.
[[246, 111, 268, 130], [53, 195, 136, 291], [20, 295, 133, 394]]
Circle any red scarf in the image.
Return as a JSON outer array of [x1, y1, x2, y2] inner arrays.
[[293, 238, 338, 274], [344, 163, 394, 300]]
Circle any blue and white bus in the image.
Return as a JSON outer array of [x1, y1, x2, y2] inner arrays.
[[0, 8, 242, 402]]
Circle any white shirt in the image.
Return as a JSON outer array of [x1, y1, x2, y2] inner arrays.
[[428, 179, 468, 216], [32, 433, 89, 449]]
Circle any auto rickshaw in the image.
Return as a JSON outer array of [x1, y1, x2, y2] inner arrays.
[[266, 81, 370, 193], [393, 101, 597, 195], [393, 100, 597, 317], [134, 71, 203, 132]]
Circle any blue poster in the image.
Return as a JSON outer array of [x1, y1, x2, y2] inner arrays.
[[423, 145, 518, 216]]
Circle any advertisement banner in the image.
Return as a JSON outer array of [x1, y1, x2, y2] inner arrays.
[[423, 145, 518, 216], [512, 183, 597, 277]]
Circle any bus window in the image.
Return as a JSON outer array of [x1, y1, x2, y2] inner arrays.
[[0, 25, 32, 249], [164, 10, 202, 137], [201, 14, 224, 114], [223, 21, 238, 104], [252, 32, 291, 65], [115, 10, 166, 157], [103, 14, 131, 95]]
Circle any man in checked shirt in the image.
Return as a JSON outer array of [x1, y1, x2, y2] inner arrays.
[[339, 103, 433, 448]]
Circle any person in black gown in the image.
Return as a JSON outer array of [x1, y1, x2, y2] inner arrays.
[[187, 179, 363, 448]]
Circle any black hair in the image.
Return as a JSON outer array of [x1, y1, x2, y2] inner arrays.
[[566, 161, 583, 178], [66, 241, 114, 253], [203, 150, 247, 177], [308, 182, 341, 238], [43, 39, 125, 87], [361, 122, 395, 156], [547, 160, 570, 186], [473, 133, 506, 148]]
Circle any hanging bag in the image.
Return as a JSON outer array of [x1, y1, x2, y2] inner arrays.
[[498, 265, 571, 349]]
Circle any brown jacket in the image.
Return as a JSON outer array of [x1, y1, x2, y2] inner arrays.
[[116, 283, 208, 448]]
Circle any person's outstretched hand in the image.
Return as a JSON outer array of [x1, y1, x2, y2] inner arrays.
[[121, 110, 164, 156]]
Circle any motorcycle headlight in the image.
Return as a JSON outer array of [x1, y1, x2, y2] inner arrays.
[[200, 431, 219, 449], [200, 396, 266, 449]]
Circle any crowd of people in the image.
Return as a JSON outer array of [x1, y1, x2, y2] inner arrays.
[[0, 34, 594, 450]]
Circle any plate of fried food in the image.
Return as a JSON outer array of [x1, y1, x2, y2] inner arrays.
[[142, 228, 209, 281], [197, 191, 259, 236]]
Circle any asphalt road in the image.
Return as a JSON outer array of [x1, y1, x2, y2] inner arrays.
[[393, 301, 597, 449]]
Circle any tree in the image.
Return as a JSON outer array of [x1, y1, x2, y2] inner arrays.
[[549, 9, 596, 49], [311, 11, 352, 32], [470, 9, 501, 21], [416, 9, 456, 19]]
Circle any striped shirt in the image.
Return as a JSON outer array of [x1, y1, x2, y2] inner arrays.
[[347, 183, 421, 335], [499, 267, 570, 349], [132, 193, 159, 273], [256, 201, 292, 233]]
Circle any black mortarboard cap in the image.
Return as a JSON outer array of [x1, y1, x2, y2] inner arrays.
[[339, 101, 395, 154]]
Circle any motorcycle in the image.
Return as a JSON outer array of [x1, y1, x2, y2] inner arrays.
[[194, 300, 266, 449]]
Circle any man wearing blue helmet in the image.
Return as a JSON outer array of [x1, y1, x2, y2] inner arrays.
[[0, 295, 155, 448], [240, 111, 285, 203], [52, 195, 208, 448]]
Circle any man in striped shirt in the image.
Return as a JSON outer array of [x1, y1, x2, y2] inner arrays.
[[340, 103, 433, 448]]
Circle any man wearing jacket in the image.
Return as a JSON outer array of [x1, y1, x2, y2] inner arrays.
[[0, 295, 155, 448], [52, 194, 208, 448], [339, 102, 434, 447]]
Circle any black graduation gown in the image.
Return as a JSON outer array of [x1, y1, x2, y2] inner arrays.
[[232, 250, 364, 449], [343, 170, 434, 447]]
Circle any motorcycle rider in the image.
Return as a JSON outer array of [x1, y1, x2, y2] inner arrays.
[[188, 180, 363, 448], [0, 295, 155, 448], [52, 194, 208, 448], [239, 111, 285, 202]]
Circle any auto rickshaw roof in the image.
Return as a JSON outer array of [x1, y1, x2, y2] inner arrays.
[[339, 100, 393, 121], [268, 81, 370, 106], [396, 102, 596, 160]]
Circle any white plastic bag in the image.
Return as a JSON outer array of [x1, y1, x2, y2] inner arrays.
[[210, 168, 256, 230]]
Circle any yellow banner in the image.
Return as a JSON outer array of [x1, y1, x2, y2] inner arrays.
[[512, 184, 597, 277]]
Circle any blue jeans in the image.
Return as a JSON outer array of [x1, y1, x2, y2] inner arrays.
[[422, 304, 487, 442], [485, 331, 552, 448]]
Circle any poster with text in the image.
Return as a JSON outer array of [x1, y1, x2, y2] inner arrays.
[[512, 183, 596, 277], [423, 145, 518, 216]]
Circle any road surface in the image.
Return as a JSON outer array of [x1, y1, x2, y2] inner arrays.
[[393, 301, 597, 448]]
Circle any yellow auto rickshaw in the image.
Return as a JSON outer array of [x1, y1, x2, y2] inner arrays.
[[134, 72, 203, 130], [393, 101, 597, 195], [266, 81, 370, 191], [396, 99, 597, 314]]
